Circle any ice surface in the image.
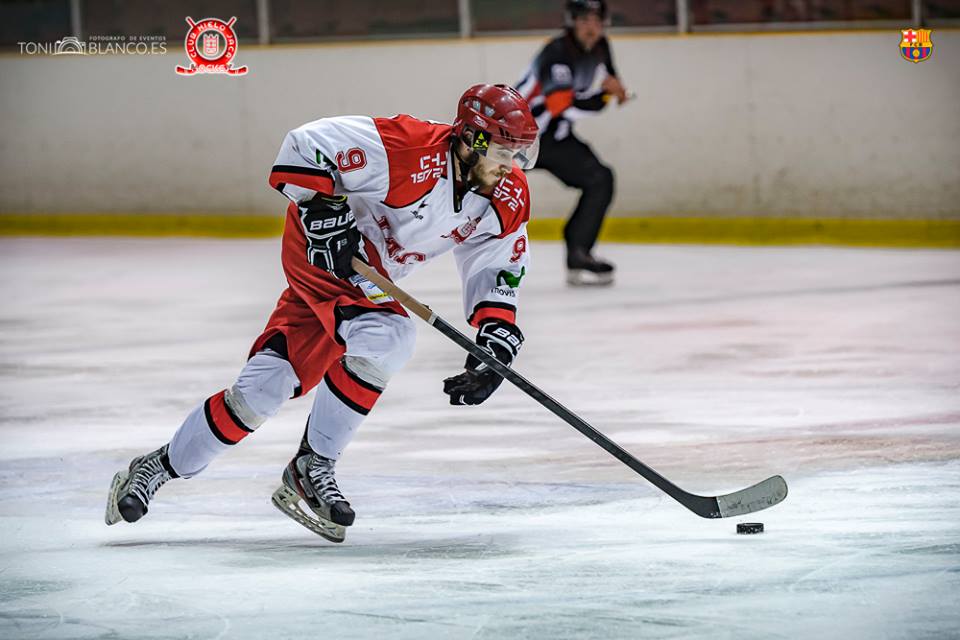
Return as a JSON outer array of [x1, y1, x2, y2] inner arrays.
[[1, 238, 959, 639]]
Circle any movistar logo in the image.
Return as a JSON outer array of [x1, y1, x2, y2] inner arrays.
[[497, 267, 525, 288]]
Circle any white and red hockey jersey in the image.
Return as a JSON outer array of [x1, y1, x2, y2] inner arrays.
[[269, 114, 531, 327]]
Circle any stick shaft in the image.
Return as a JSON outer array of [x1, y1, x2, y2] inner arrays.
[[351, 259, 720, 517]]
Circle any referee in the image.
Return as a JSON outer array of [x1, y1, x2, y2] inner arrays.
[[516, 0, 629, 285]]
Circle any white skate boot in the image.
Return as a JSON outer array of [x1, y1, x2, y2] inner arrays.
[[105, 444, 176, 525]]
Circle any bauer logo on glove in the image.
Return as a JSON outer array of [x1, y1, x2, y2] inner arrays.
[[299, 194, 363, 279], [443, 319, 524, 406]]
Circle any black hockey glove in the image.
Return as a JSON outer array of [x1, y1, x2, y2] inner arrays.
[[299, 194, 361, 279], [443, 319, 524, 406]]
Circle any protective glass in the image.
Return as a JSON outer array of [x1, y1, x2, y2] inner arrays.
[[473, 131, 540, 171]]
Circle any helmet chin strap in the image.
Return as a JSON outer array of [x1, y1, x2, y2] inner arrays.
[[451, 134, 481, 213]]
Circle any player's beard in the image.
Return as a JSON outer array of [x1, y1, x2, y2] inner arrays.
[[467, 160, 509, 190]]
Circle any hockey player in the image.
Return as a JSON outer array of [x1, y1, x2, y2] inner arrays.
[[515, 0, 629, 286], [105, 84, 538, 543]]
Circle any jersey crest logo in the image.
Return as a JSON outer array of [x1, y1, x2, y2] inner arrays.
[[336, 148, 367, 173], [175, 16, 248, 76], [899, 28, 933, 63], [442, 217, 480, 244]]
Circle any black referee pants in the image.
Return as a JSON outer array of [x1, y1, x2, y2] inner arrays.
[[534, 132, 614, 255]]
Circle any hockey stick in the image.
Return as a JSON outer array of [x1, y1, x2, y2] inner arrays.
[[351, 258, 787, 519]]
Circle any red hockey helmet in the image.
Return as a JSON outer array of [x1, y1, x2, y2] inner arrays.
[[453, 83, 539, 170]]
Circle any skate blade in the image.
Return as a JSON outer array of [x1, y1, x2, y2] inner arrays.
[[104, 469, 129, 526], [566, 269, 614, 287], [271, 485, 347, 543]]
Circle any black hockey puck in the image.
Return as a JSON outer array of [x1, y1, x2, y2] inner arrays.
[[736, 522, 764, 534]]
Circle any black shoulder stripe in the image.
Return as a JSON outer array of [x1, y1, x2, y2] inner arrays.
[[271, 164, 333, 178]]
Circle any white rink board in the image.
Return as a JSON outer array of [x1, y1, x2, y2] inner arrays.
[[1, 238, 959, 639], [1, 31, 958, 218]]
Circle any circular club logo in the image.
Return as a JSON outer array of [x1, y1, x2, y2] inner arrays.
[[175, 16, 248, 76]]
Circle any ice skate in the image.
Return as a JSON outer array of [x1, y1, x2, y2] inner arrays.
[[272, 450, 355, 543], [566, 248, 615, 286], [105, 444, 176, 525]]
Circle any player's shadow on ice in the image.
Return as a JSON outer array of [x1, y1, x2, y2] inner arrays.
[[101, 536, 515, 560]]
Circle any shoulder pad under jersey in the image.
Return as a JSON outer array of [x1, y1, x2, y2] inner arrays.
[[373, 115, 453, 209]]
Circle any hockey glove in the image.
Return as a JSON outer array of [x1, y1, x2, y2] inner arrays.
[[443, 319, 524, 406], [299, 194, 362, 279]]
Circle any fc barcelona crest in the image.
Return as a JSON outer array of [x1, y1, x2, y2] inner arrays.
[[900, 28, 933, 63]]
